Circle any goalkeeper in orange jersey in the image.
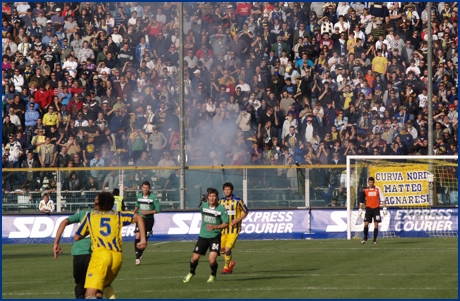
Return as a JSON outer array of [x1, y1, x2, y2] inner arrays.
[[359, 177, 387, 245], [219, 182, 249, 274]]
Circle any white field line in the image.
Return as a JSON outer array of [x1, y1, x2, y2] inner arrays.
[[3, 273, 458, 285], [141, 247, 457, 253], [3, 286, 456, 296], [150, 241, 170, 246]]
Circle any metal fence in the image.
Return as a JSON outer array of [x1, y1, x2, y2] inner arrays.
[[2, 165, 350, 213], [2, 189, 181, 214], [4, 164, 455, 213]]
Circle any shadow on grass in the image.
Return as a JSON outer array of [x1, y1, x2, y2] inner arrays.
[[2, 252, 66, 260]]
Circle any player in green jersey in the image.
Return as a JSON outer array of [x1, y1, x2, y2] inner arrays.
[[183, 188, 229, 283], [133, 181, 161, 265]]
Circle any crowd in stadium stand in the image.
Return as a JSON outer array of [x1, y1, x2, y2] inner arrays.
[[1, 2, 458, 192]]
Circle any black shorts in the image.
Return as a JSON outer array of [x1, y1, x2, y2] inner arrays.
[[193, 236, 221, 256], [135, 218, 154, 237], [73, 254, 91, 286], [364, 207, 382, 223]]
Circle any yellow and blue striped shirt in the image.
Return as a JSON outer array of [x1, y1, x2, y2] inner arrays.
[[75, 210, 135, 252], [219, 195, 249, 234]]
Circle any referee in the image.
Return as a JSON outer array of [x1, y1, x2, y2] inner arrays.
[[133, 181, 161, 265], [359, 177, 387, 245]]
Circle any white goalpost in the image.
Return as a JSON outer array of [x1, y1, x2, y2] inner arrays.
[[346, 155, 458, 240]]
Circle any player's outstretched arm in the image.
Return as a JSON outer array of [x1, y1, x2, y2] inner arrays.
[[74, 213, 89, 242], [205, 222, 229, 231], [53, 218, 70, 259], [232, 210, 248, 226]]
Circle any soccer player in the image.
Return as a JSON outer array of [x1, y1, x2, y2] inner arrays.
[[54, 195, 101, 299], [133, 181, 161, 265], [183, 188, 229, 283], [74, 192, 147, 299], [359, 177, 387, 244], [219, 182, 249, 274]]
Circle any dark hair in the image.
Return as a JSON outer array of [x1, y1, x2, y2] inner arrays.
[[97, 192, 114, 211], [368, 177, 375, 182], [142, 181, 151, 188], [207, 188, 219, 198], [113, 188, 120, 196], [223, 182, 234, 191]]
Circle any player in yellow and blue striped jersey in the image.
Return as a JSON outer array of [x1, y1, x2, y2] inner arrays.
[[219, 182, 249, 274], [74, 192, 147, 299]]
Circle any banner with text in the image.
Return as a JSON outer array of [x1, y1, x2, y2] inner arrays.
[[1, 210, 308, 244], [308, 208, 458, 239], [369, 164, 430, 206], [2, 208, 457, 243]]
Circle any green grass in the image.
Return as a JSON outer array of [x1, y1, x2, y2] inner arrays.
[[2, 238, 458, 299]]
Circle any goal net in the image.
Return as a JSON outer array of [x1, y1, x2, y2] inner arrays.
[[346, 156, 458, 240]]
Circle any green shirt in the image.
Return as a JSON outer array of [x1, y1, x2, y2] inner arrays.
[[199, 202, 229, 239], [67, 210, 92, 256], [132, 135, 145, 151], [135, 192, 161, 220]]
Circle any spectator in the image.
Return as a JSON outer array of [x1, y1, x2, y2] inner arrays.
[[101, 170, 119, 192], [38, 193, 55, 213], [38, 136, 56, 186], [62, 170, 81, 191], [1, 2, 456, 198], [42, 105, 59, 131], [20, 151, 40, 182], [157, 151, 176, 187], [88, 150, 104, 186]]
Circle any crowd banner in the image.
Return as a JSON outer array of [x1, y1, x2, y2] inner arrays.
[[369, 164, 430, 206], [2, 209, 457, 244]]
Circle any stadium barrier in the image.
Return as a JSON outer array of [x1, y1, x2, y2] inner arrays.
[[2, 207, 457, 244], [2, 164, 352, 212], [3, 164, 457, 213]]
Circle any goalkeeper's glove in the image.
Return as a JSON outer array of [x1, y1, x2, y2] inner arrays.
[[358, 208, 363, 217], [382, 207, 388, 216]]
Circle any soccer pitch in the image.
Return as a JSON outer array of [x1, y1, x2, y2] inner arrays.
[[2, 239, 458, 299]]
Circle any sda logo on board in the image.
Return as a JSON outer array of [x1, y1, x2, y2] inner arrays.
[[9, 216, 73, 238], [7, 216, 137, 239], [325, 211, 390, 232]]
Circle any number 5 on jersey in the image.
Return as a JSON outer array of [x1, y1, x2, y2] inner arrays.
[[100, 218, 112, 236]]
